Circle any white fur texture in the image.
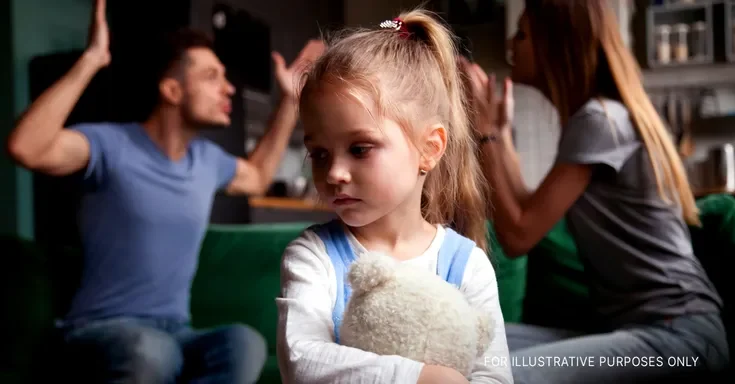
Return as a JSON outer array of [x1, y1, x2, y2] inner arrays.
[[340, 252, 493, 377]]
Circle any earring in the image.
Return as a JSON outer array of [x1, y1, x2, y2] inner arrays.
[[419, 168, 428, 176]]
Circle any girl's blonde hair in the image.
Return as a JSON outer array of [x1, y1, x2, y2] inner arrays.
[[524, 0, 700, 225], [300, 9, 489, 251]]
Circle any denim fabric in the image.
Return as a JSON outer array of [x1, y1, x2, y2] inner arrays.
[[56, 317, 267, 383], [505, 312, 729, 383]]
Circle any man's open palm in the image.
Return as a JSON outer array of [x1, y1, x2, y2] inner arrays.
[[87, 0, 111, 67], [272, 39, 326, 100]]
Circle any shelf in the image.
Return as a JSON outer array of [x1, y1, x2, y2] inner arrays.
[[646, 2, 713, 68], [638, 0, 735, 87], [642, 63, 735, 88]]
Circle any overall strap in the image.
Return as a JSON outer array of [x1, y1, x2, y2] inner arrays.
[[312, 220, 358, 344], [436, 227, 477, 288]]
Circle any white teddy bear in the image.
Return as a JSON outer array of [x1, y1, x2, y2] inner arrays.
[[339, 252, 493, 377]]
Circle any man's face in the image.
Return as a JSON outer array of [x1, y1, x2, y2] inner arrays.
[[178, 47, 235, 128]]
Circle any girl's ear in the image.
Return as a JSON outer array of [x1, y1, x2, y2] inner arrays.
[[420, 123, 447, 172]]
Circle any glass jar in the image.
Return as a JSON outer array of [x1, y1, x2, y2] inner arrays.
[[655, 24, 672, 64], [673, 23, 690, 62], [690, 21, 707, 61]]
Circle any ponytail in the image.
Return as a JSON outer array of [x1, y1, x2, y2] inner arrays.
[[399, 10, 489, 251]]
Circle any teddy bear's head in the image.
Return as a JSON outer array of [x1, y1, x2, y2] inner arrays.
[[339, 252, 492, 377]]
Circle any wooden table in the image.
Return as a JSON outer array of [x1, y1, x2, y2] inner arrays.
[[249, 197, 332, 212], [693, 187, 735, 199]]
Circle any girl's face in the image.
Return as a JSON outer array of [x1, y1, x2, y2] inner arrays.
[[302, 86, 424, 228]]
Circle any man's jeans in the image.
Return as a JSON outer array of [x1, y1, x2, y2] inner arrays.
[[55, 317, 267, 383], [506, 312, 730, 384]]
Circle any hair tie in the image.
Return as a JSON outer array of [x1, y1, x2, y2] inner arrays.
[[379, 17, 411, 38]]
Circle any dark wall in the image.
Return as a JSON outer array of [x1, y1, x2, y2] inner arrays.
[[0, 0, 15, 236], [3, 0, 92, 240]]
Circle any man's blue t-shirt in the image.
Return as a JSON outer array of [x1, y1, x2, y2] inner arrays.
[[62, 122, 237, 325]]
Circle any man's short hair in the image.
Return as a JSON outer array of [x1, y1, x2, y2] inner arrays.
[[138, 28, 215, 119], [153, 27, 214, 82]]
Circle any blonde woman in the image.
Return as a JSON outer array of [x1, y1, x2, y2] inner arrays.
[[463, 0, 728, 383]]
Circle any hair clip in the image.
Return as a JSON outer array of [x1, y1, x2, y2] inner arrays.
[[379, 17, 410, 38], [379, 18, 403, 31]]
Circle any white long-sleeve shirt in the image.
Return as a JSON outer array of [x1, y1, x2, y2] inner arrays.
[[276, 224, 514, 384]]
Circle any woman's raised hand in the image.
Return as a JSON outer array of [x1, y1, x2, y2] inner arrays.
[[460, 57, 514, 137]]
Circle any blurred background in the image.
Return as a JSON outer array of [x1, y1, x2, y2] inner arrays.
[[2, 0, 735, 243]]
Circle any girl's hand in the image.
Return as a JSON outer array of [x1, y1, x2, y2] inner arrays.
[[460, 57, 514, 138], [417, 364, 470, 384]]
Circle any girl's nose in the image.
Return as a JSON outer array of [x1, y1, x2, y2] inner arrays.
[[326, 161, 351, 185]]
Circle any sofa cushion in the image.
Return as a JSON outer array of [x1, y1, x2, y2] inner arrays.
[[0, 235, 82, 384], [487, 222, 527, 323], [190, 222, 312, 383], [259, 356, 282, 384], [523, 219, 595, 331], [688, 193, 735, 358], [522, 193, 735, 335]]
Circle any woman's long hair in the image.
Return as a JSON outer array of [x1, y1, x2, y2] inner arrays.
[[524, 0, 699, 225]]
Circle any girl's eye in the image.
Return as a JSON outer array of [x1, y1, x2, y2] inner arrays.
[[350, 145, 372, 158], [308, 149, 329, 162]]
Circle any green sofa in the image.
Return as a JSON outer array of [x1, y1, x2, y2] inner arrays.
[[1, 195, 732, 383]]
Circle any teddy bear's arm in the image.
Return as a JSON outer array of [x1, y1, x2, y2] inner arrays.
[[276, 231, 427, 383]]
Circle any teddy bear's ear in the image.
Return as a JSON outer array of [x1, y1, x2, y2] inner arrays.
[[475, 312, 493, 357], [348, 252, 396, 293]]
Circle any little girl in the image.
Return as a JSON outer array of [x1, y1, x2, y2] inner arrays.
[[275, 9, 512, 384]]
